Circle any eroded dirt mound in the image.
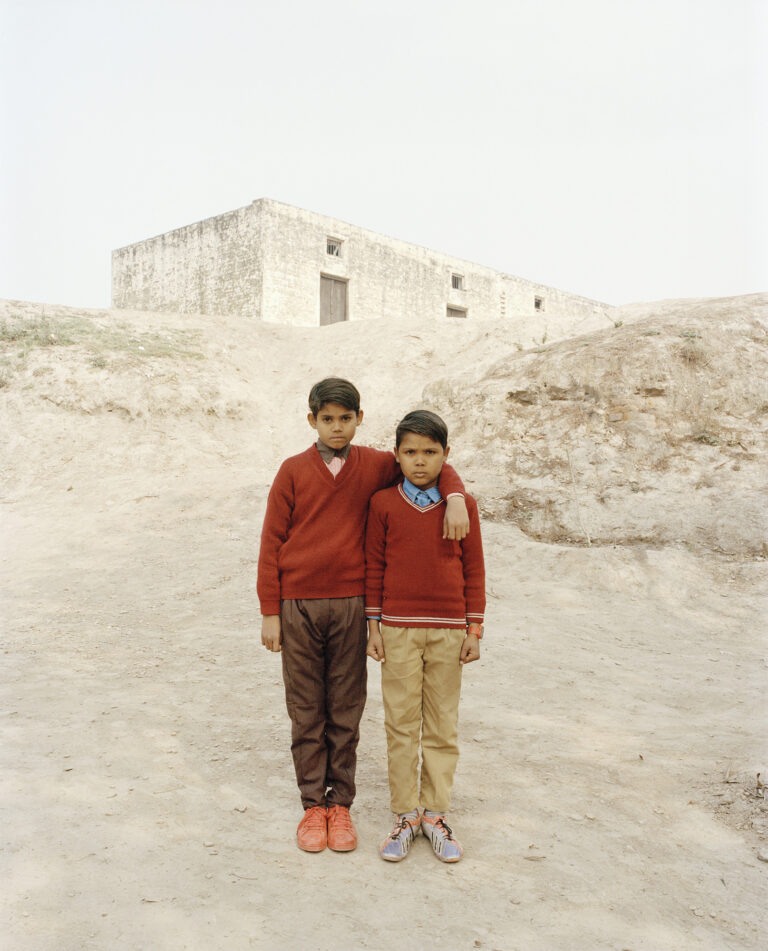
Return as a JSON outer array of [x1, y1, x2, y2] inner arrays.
[[424, 294, 768, 556]]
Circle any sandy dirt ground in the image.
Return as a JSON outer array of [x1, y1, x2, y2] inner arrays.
[[1, 298, 767, 950]]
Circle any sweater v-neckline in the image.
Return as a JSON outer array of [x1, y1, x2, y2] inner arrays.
[[311, 443, 356, 487], [397, 482, 444, 513]]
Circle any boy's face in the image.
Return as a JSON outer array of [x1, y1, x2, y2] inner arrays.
[[308, 402, 363, 449], [395, 432, 450, 491]]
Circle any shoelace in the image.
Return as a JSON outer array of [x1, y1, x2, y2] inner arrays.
[[303, 807, 326, 830], [389, 816, 412, 840], [329, 806, 354, 830], [433, 817, 455, 839]]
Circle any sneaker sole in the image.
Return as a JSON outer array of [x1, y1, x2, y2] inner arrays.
[[381, 851, 408, 862], [297, 841, 327, 852], [328, 842, 357, 852], [422, 827, 462, 863]]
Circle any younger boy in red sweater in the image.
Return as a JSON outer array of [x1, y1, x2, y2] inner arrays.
[[257, 379, 469, 853], [365, 410, 485, 863]]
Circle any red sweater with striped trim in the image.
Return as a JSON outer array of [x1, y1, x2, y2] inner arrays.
[[364, 484, 485, 630], [257, 445, 465, 615]]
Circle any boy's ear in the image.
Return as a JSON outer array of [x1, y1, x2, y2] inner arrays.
[[443, 445, 450, 460], [356, 410, 364, 425], [307, 412, 318, 430]]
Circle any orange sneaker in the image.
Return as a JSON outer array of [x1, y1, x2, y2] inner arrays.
[[296, 805, 327, 852], [326, 804, 358, 852]]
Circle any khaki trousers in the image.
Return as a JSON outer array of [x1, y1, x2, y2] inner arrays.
[[380, 625, 465, 814]]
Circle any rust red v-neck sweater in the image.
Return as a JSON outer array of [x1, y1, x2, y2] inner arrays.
[[257, 445, 465, 615], [365, 484, 485, 630]]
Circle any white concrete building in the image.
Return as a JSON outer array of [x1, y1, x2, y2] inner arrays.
[[112, 198, 607, 325]]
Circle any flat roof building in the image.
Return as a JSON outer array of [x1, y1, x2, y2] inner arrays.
[[112, 198, 607, 326]]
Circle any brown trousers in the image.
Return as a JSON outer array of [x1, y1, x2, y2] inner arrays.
[[280, 597, 367, 809]]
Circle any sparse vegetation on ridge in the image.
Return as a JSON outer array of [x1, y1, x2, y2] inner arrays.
[[0, 309, 204, 387]]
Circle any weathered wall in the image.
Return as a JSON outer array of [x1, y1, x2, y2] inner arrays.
[[258, 200, 608, 325], [111, 205, 262, 318], [259, 200, 498, 325], [112, 198, 608, 325]]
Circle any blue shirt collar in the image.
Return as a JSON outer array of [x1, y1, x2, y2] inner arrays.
[[402, 478, 442, 507]]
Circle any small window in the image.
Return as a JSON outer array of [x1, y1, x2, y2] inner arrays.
[[534, 296, 544, 311], [451, 273, 464, 290], [447, 306, 467, 319], [326, 237, 343, 257]]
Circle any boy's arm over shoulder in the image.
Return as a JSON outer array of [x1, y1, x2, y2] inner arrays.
[[256, 458, 296, 616], [437, 462, 465, 499], [439, 463, 469, 540]]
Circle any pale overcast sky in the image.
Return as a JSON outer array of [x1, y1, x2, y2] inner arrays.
[[1, 0, 765, 308]]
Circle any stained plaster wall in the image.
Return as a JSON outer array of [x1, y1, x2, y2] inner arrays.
[[111, 205, 262, 318], [112, 199, 608, 325]]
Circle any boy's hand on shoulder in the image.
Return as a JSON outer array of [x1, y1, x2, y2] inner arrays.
[[261, 615, 282, 652], [459, 632, 480, 665], [443, 495, 470, 540], [366, 620, 385, 663]]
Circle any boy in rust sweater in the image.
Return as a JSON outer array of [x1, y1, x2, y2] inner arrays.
[[365, 410, 485, 863], [257, 379, 469, 853]]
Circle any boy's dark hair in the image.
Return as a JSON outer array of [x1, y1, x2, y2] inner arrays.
[[395, 410, 449, 449], [308, 377, 361, 416]]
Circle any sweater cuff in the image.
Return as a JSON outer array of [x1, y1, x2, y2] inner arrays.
[[260, 600, 282, 616]]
